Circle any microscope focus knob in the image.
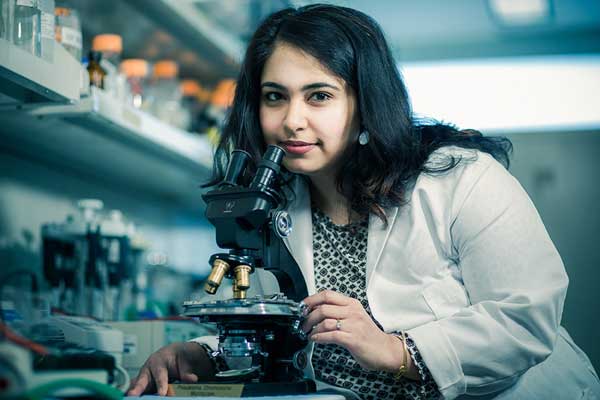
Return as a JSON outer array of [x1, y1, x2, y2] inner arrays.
[[272, 211, 293, 238], [292, 350, 308, 370]]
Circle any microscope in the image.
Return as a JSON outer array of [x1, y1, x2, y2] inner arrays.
[[181, 145, 315, 396]]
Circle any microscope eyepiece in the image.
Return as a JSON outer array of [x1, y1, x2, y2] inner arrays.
[[250, 145, 286, 191], [222, 149, 251, 187]]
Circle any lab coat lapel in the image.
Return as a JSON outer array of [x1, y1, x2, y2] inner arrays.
[[282, 176, 316, 295], [366, 206, 399, 287]]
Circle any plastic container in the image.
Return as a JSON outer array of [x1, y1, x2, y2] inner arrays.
[[1, 0, 14, 42], [38, 0, 53, 62], [180, 79, 206, 132], [193, 85, 213, 134], [87, 50, 105, 89], [206, 79, 236, 125], [179, 79, 200, 131], [146, 60, 183, 126], [92, 33, 126, 100], [210, 78, 236, 109], [92, 33, 121, 66], [120, 58, 149, 109], [54, 3, 81, 62], [13, 0, 41, 57]]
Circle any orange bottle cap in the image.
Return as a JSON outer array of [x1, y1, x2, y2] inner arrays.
[[92, 34, 123, 54], [181, 80, 202, 97], [197, 87, 212, 103], [120, 59, 149, 78], [211, 79, 236, 108], [55, 7, 70, 17], [153, 61, 179, 79]]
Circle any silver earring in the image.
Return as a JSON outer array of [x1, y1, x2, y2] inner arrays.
[[358, 130, 370, 145]]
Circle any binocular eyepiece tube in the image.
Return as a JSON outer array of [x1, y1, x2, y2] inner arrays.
[[250, 145, 285, 190], [221, 150, 251, 187]]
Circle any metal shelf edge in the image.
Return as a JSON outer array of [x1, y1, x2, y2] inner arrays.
[[0, 39, 81, 104]]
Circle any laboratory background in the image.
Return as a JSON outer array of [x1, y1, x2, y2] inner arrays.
[[0, 0, 599, 398]]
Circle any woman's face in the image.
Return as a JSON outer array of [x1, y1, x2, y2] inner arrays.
[[260, 43, 360, 179]]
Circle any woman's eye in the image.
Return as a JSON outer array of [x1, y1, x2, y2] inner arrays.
[[263, 92, 283, 102], [309, 92, 332, 102]]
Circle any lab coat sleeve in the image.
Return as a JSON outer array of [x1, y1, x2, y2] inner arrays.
[[407, 156, 569, 399]]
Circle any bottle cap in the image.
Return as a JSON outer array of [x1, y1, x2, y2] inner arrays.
[[181, 80, 202, 97], [211, 79, 236, 108], [153, 60, 179, 79], [92, 34, 123, 54], [197, 87, 212, 103], [55, 7, 71, 17], [120, 59, 149, 78]]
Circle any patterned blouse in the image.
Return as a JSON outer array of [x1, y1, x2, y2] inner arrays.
[[311, 207, 440, 400]]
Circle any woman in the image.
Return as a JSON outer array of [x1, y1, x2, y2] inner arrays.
[[129, 4, 599, 399]]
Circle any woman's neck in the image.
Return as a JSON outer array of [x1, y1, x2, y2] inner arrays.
[[309, 174, 354, 225]]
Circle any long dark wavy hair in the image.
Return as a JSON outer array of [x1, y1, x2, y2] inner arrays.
[[208, 4, 512, 224]]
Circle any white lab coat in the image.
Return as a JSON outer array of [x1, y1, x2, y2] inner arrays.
[[268, 147, 600, 399]]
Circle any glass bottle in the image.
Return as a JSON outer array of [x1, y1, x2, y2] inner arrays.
[[145, 60, 182, 126], [13, 0, 41, 57], [92, 33, 126, 101], [120, 59, 149, 109], [1, 0, 14, 42], [180, 79, 204, 132], [87, 50, 105, 89], [38, 0, 53, 62], [54, 2, 81, 62]]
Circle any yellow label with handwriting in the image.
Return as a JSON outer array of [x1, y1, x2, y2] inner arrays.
[[167, 383, 244, 397]]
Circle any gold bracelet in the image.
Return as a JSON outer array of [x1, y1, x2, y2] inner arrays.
[[392, 332, 408, 379]]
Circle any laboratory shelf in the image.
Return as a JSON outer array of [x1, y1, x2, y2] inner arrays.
[[0, 39, 81, 105], [0, 87, 215, 211]]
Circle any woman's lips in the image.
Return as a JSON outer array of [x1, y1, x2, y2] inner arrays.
[[281, 141, 316, 155]]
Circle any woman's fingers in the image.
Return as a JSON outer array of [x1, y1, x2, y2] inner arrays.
[[301, 304, 349, 333], [127, 368, 152, 396], [180, 372, 199, 383], [310, 330, 353, 347], [311, 318, 343, 334], [150, 362, 170, 396], [302, 290, 352, 310]]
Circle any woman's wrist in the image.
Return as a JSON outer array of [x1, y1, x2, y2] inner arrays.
[[386, 333, 421, 381]]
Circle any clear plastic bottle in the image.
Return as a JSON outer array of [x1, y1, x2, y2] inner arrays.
[[120, 58, 149, 109], [38, 0, 53, 62], [180, 79, 203, 132], [146, 60, 183, 126], [207, 79, 236, 125], [1, 0, 14, 42], [204, 79, 236, 145], [13, 0, 41, 57], [54, 1, 81, 62], [92, 33, 126, 101], [194, 84, 213, 134]]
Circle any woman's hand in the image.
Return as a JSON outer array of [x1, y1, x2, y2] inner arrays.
[[302, 290, 406, 372], [127, 341, 214, 396]]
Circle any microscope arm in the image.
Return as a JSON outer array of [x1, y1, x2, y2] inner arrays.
[[261, 230, 309, 303]]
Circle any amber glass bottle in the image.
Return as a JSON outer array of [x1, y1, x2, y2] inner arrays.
[[87, 50, 106, 89]]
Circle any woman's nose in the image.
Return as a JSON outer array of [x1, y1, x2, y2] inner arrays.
[[283, 99, 308, 132]]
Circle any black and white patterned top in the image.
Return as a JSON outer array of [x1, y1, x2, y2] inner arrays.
[[311, 207, 440, 400]]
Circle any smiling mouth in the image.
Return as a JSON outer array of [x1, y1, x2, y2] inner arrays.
[[280, 141, 317, 155]]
